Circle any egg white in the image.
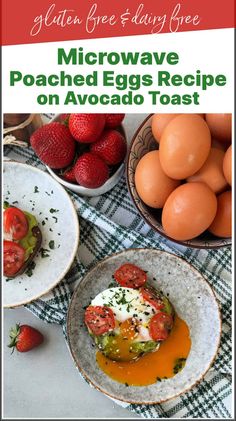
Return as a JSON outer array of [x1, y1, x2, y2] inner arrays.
[[91, 287, 156, 342]]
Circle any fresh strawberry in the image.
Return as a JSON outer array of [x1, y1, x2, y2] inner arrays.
[[69, 114, 105, 143], [30, 122, 75, 169], [105, 114, 125, 128], [90, 129, 127, 165], [62, 166, 77, 183], [74, 152, 109, 188], [8, 324, 44, 353]]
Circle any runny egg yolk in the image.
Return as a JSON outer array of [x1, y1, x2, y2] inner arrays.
[[106, 318, 139, 362], [96, 314, 191, 386]]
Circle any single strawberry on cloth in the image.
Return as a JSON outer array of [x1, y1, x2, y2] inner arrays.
[[3, 114, 232, 419]]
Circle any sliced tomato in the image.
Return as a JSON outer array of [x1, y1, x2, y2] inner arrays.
[[141, 286, 165, 311], [149, 313, 173, 341], [4, 240, 25, 277], [84, 306, 115, 336], [4, 207, 29, 240], [114, 263, 147, 288]]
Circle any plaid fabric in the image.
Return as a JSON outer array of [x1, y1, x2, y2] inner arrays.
[[4, 118, 232, 419]]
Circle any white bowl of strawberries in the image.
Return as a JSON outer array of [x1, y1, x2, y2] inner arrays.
[[30, 113, 127, 197]]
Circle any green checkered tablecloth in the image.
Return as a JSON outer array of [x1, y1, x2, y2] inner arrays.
[[4, 119, 232, 419]]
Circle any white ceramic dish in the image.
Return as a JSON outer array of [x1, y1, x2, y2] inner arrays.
[[3, 160, 79, 308], [67, 248, 221, 404], [46, 114, 126, 197]]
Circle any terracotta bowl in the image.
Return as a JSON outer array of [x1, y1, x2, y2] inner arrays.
[[127, 115, 231, 249]]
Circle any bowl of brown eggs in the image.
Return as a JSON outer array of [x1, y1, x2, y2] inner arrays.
[[127, 113, 232, 248]]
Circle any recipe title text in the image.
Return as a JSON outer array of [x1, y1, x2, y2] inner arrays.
[[9, 47, 227, 107]]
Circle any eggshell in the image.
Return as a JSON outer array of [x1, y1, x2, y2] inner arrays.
[[205, 114, 232, 142], [208, 191, 231, 238], [223, 145, 232, 186], [151, 114, 180, 143], [187, 148, 228, 194], [162, 182, 217, 241], [134, 150, 180, 208], [151, 114, 205, 144], [159, 114, 211, 179]]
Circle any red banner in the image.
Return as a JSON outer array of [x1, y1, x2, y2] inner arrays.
[[1, 0, 235, 46]]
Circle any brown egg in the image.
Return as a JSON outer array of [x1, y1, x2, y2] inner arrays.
[[134, 150, 180, 208], [162, 182, 217, 241], [151, 114, 205, 144], [159, 114, 211, 179], [208, 191, 231, 238], [151, 114, 180, 143], [211, 138, 228, 151], [205, 114, 232, 142], [223, 145, 232, 186], [187, 148, 228, 194]]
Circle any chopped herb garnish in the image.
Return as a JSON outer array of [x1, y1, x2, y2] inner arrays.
[[108, 282, 116, 288], [34, 186, 39, 193], [3, 200, 9, 208], [5, 278, 12, 282], [52, 216, 58, 223], [40, 248, 50, 258], [50, 208, 59, 213], [42, 221, 46, 226], [127, 304, 131, 312], [25, 261, 36, 277], [156, 377, 162, 382], [45, 191, 51, 196], [49, 240, 55, 250], [173, 358, 186, 375], [12, 200, 19, 204], [125, 383, 129, 387]]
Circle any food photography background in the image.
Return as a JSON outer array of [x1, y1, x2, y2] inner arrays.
[[3, 113, 232, 419]]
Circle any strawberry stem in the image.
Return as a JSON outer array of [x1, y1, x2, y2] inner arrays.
[[8, 323, 21, 353]]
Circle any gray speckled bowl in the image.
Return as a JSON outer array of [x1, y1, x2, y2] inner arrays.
[[67, 248, 221, 404], [127, 114, 231, 249]]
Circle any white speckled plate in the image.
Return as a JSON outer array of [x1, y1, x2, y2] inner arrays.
[[67, 248, 221, 404], [3, 161, 79, 308]]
